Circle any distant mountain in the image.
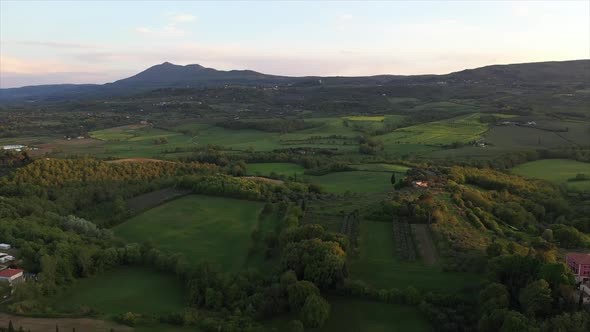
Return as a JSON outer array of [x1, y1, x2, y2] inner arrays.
[[1, 59, 588, 102], [108, 62, 292, 89], [444, 60, 590, 85]]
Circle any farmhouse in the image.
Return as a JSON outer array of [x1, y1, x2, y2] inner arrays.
[[579, 282, 590, 304], [0, 254, 14, 264], [412, 181, 429, 188], [0, 268, 24, 284], [0, 244, 11, 250], [566, 252, 590, 282]]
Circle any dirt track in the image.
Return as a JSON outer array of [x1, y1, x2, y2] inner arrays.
[[411, 224, 438, 265], [0, 313, 132, 332]]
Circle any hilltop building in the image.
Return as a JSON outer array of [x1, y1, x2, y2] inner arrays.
[[0, 269, 24, 284], [566, 253, 590, 282]]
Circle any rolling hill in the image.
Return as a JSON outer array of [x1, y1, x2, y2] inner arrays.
[[0, 59, 588, 102]]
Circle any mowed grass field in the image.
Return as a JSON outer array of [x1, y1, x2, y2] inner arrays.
[[350, 163, 410, 173], [305, 171, 393, 193], [348, 221, 481, 292], [377, 113, 489, 146], [90, 124, 150, 141], [512, 159, 590, 190], [53, 266, 185, 315], [115, 195, 263, 271], [246, 162, 305, 178], [319, 297, 432, 332]]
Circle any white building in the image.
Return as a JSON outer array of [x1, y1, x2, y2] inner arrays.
[[0, 254, 14, 264], [1, 145, 25, 151], [0, 244, 11, 250]]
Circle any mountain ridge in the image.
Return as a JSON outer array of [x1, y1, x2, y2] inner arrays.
[[1, 59, 588, 102]]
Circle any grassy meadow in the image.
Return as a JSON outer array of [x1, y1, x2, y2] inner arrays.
[[115, 195, 263, 271], [246, 162, 305, 178], [52, 266, 185, 315], [305, 171, 394, 193], [350, 163, 410, 173], [319, 297, 432, 332], [512, 159, 590, 190], [377, 113, 488, 146]]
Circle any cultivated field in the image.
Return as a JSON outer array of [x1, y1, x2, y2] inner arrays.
[[305, 171, 393, 193], [348, 221, 480, 292], [350, 163, 410, 173], [115, 195, 263, 271], [377, 113, 488, 146], [246, 162, 305, 178], [52, 266, 185, 315], [90, 124, 150, 141], [512, 159, 590, 190]]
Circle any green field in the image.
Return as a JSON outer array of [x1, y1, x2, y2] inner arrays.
[[350, 163, 410, 173], [115, 195, 263, 271], [305, 171, 393, 193], [90, 125, 151, 141], [320, 297, 432, 332], [377, 113, 489, 146], [512, 159, 590, 190], [348, 221, 480, 292], [53, 266, 184, 315], [246, 162, 305, 178], [343, 116, 386, 121]]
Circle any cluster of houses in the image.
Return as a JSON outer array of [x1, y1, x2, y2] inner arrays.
[[566, 252, 590, 304], [0, 243, 24, 286], [498, 120, 537, 127]]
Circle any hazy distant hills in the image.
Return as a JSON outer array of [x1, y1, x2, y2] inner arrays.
[[1, 59, 588, 102]]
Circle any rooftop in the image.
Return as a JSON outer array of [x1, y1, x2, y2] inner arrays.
[[0, 268, 23, 278], [567, 253, 590, 265]]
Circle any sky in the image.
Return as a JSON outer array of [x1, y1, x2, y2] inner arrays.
[[0, 0, 589, 88]]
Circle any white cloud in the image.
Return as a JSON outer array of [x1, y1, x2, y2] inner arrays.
[[133, 13, 195, 37], [337, 14, 353, 21], [171, 14, 196, 23], [135, 27, 152, 34], [133, 24, 186, 37], [511, 4, 530, 17]]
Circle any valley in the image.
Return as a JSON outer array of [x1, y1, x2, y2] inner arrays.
[[0, 59, 589, 332]]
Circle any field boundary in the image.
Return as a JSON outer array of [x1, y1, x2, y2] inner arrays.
[[0, 313, 132, 332], [127, 187, 191, 213]]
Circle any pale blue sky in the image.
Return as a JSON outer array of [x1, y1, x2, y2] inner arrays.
[[1, 0, 589, 87]]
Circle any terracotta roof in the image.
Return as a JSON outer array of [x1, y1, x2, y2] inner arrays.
[[0, 268, 23, 278], [567, 253, 590, 265]]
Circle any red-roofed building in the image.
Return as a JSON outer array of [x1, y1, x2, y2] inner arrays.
[[0, 268, 24, 284], [566, 253, 590, 282]]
